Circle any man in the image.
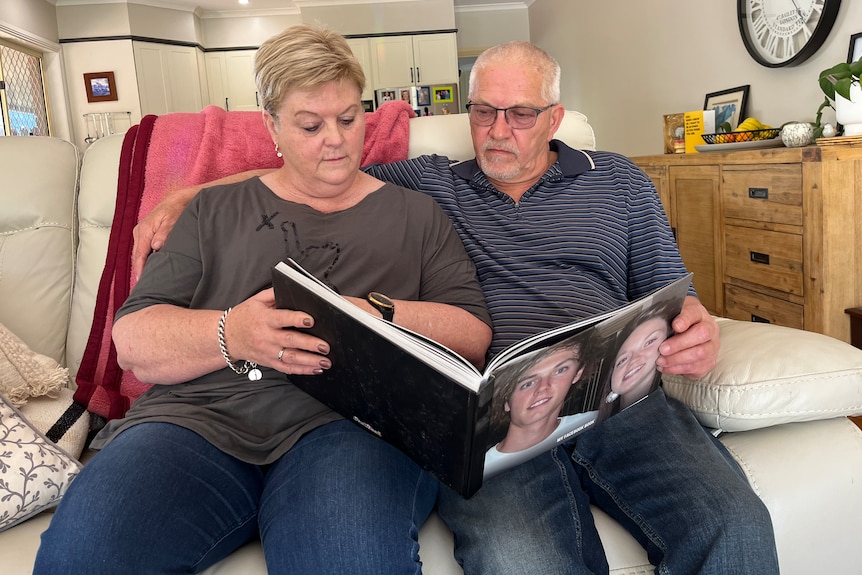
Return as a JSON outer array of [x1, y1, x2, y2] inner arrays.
[[133, 41, 779, 574]]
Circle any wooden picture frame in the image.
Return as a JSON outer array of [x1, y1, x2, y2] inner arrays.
[[704, 85, 749, 131], [83, 71, 118, 103], [848, 32, 862, 63]]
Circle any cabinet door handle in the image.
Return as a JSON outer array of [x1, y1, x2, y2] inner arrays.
[[751, 314, 771, 323], [255, 92, 259, 107], [410, 67, 414, 83], [750, 251, 770, 265], [416, 67, 420, 83], [225, 97, 230, 111], [748, 187, 769, 199]]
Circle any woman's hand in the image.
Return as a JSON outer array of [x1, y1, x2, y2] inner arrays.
[[114, 288, 332, 384], [225, 288, 332, 376]]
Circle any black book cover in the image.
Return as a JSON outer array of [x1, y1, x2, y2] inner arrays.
[[273, 259, 693, 498], [272, 261, 493, 498]]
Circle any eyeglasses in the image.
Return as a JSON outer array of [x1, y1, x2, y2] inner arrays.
[[465, 103, 555, 129]]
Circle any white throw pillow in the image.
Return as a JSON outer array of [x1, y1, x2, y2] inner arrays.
[[0, 395, 81, 532], [663, 318, 862, 431]]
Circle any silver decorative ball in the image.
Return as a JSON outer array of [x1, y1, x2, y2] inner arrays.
[[821, 123, 837, 138]]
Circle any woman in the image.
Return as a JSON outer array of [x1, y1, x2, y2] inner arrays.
[[597, 298, 678, 422], [35, 25, 491, 574]]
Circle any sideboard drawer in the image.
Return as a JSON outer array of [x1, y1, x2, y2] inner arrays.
[[722, 164, 803, 226], [724, 225, 803, 296], [724, 284, 804, 328]]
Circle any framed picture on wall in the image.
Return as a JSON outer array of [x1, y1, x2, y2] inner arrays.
[[703, 85, 749, 131], [83, 71, 118, 103], [848, 32, 862, 63], [417, 86, 431, 106], [433, 86, 454, 104]]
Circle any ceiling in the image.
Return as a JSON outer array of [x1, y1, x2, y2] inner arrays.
[[50, 0, 532, 17]]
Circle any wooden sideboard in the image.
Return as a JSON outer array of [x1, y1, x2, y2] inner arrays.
[[631, 141, 862, 344]]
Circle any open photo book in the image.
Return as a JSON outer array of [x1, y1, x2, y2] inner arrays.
[[273, 259, 692, 497]]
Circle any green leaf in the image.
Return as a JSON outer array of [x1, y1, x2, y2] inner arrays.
[[835, 77, 853, 101], [719, 121, 732, 134]]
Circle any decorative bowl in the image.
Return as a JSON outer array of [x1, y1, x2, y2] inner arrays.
[[701, 129, 780, 144]]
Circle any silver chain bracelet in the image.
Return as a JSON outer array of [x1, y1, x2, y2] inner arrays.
[[218, 308, 262, 381]]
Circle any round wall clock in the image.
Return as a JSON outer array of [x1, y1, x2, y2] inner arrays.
[[737, 0, 842, 67]]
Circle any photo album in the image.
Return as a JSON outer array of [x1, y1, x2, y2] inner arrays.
[[273, 259, 692, 497]]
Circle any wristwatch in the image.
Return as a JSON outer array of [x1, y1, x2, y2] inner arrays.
[[367, 291, 395, 322]]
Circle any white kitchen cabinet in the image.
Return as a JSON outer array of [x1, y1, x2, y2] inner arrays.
[[205, 50, 259, 111], [133, 41, 203, 115], [345, 38, 374, 101], [371, 33, 458, 88]]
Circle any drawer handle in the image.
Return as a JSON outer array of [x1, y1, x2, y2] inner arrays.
[[751, 314, 771, 323], [748, 187, 769, 199], [750, 251, 770, 265]]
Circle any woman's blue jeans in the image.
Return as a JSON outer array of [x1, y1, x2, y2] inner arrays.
[[34, 419, 438, 574], [439, 388, 780, 575]]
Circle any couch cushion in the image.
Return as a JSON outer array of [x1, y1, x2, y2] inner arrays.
[[0, 137, 78, 365], [66, 134, 124, 382], [663, 318, 862, 431], [0, 395, 81, 532]]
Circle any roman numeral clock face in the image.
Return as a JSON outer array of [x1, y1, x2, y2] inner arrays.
[[738, 0, 841, 67]]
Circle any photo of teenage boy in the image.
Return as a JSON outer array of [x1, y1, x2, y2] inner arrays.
[[597, 297, 680, 423], [483, 331, 597, 479]]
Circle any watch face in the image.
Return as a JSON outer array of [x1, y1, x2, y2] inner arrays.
[[737, 0, 841, 67]]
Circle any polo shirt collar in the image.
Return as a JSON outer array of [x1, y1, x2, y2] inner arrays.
[[450, 139, 596, 182]]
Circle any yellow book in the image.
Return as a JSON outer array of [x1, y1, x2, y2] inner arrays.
[[684, 110, 716, 153]]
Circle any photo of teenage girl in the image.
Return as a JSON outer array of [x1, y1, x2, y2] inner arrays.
[[596, 297, 680, 423]]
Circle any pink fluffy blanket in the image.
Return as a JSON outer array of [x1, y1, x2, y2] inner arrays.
[[74, 101, 415, 420]]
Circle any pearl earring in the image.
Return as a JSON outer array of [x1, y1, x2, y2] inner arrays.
[[275, 143, 283, 158], [605, 391, 619, 404]]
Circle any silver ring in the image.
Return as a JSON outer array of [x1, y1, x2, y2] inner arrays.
[[277, 347, 286, 362]]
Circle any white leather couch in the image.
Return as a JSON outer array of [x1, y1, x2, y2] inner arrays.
[[1, 112, 862, 574]]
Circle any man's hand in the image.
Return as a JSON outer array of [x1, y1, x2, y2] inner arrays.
[[132, 169, 275, 278], [656, 296, 720, 380], [132, 190, 193, 279]]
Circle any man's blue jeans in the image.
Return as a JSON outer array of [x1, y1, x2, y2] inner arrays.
[[439, 388, 780, 575], [34, 419, 438, 574]]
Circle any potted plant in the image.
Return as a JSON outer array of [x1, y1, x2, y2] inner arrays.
[[815, 56, 862, 136]]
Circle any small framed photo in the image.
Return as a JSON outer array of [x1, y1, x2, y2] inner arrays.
[[848, 32, 862, 63], [433, 86, 454, 104], [83, 71, 118, 103], [417, 86, 431, 106], [704, 85, 749, 131]]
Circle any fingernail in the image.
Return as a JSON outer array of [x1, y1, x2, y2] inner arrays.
[[318, 344, 329, 354], [319, 359, 332, 369], [312, 368, 324, 375], [303, 317, 312, 327]]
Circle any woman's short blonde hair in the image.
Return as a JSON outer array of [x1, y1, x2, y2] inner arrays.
[[255, 24, 366, 119]]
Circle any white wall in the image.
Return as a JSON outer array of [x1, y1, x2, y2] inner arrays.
[[455, 4, 530, 56], [0, 0, 58, 43], [62, 39, 141, 149], [301, 0, 455, 36], [529, 0, 861, 156], [201, 14, 301, 49]]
